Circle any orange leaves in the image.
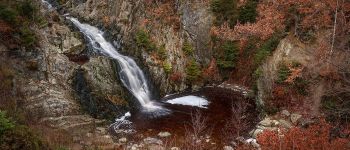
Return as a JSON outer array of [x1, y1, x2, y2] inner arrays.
[[285, 66, 304, 84], [257, 119, 350, 150], [202, 58, 221, 82], [212, 1, 285, 41]]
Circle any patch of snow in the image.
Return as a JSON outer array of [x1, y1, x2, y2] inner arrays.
[[166, 95, 209, 108]]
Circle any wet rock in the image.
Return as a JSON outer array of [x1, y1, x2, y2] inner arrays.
[[143, 137, 163, 145], [147, 144, 165, 150], [223, 146, 234, 150], [250, 129, 264, 138], [279, 119, 292, 128], [259, 117, 273, 127], [119, 137, 127, 143], [170, 147, 180, 150], [158, 132, 171, 138], [281, 110, 290, 117], [96, 127, 106, 134], [290, 113, 302, 124]]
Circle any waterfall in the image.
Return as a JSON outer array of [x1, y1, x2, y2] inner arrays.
[[67, 17, 166, 113]]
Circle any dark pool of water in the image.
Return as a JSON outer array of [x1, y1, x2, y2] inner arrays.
[[124, 87, 259, 146]]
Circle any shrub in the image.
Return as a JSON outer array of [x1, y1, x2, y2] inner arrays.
[[254, 33, 283, 66], [186, 59, 201, 83], [257, 119, 349, 150], [217, 41, 239, 70], [0, 111, 15, 135], [17, 1, 36, 19], [210, 0, 239, 27], [292, 77, 308, 95], [238, 0, 258, 24], [0, 5, 18, 24], [163, 62, 172, 74], [158, 45, 167, 60], [276, 63, 291, 84], [182, 40, 193, 56], [20, 26, 37, 47], [136, 29, 156, 52]]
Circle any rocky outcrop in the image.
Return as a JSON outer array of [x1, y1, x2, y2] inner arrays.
[[74, 56, 130, 119], [59, 0, 215, 95], [256, 35, 313, 106]]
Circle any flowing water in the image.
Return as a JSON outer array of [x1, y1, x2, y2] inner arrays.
[[67, 17, 168, 114]]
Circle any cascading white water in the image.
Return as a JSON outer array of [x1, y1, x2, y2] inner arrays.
[[67, 17, 166, 112]]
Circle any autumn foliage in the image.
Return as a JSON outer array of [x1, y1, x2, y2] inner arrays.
[[257, 119, 349, 150]]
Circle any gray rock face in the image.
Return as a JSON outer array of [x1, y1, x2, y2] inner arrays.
[[290, 113, 302, 124], [59, 0, 215, 95], [74, 56, 130, 118], [281, 110, 291, 117]]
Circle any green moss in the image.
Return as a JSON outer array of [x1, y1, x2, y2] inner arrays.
[[182, 40, 194, 56], [238, 0, 258, 24], [186, 59, 201, 83]]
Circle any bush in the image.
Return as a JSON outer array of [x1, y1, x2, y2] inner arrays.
[[163, 62, 172, 74], [17, 1, 36, 19], [158, 45, 167, 60], [257, 119, 349, 150], [254, 33, 283, 66], [186, 59, 201, 83], [0, 111, 15, 135], [217, 41, 239, 70], [276, 63, 291, 84], [238, 0, 258, 24], [182, 40, 193, 56], [136, 29, 156, 52], [211, 0, 239, 27], [20, 26, 37, 47], [0, 5, 18, 24]]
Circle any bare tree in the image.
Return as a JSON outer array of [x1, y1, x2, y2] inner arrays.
[[184, 109, 209, 150]]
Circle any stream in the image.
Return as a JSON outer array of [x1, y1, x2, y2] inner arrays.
[[42, 0, 259, 145]]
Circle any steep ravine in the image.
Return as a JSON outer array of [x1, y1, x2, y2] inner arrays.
[[56, 0, 215, 96]]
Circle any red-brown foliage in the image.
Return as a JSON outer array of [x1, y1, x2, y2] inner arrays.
[[170, 71, 183, 83], [257, 119, 350, 150], [202, 58, 221, 82]]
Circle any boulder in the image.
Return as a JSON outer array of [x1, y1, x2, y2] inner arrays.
[[290, 113, 302, 124], [259, 117, 273, 127], [223, 146, 234, 150], [158, 132, 171, 138], [143, 137, 163, 145], [279, 119, 292, 128], [281, 110, 290, 117]]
